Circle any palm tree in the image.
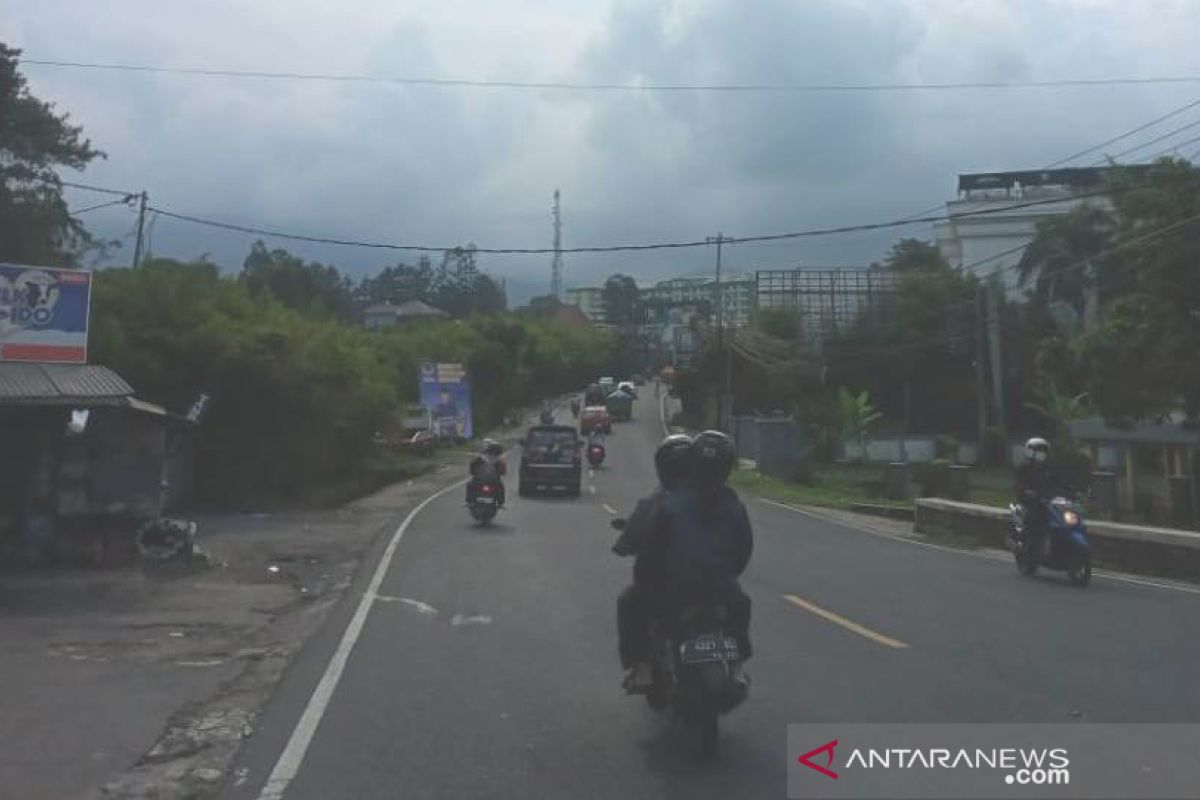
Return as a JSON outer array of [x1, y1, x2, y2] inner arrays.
[[1024, 384, 1090, 442], [1017, 203, 1114, 326], [834, 387, 883, 459]]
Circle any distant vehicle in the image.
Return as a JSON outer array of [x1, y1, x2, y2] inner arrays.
[[518, 425, 583, 497], [606, 391, 633, 422], [581, 405, 612, 434], [584, 384, 608, 406], [599, 376, 616, 390], [586, 438, 606, 467]]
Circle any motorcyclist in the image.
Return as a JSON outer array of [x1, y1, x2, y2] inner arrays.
[[613, 433, 693, 691], [467, 439, 506, 508], [539, 404, 555, 425], [570, 397, 581, 418], [1015, 437, 1063, 561], [614, 431, 754, 693]]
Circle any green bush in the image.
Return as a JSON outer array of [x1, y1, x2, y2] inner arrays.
[[934, 434, 958, 461], [91, 258, 620, 508]]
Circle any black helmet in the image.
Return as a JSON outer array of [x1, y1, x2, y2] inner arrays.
[[654, 434, 694, 489], [691, 430, 735, 486]]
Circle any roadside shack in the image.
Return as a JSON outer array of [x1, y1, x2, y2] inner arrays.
[[0, 363, 195, 565]]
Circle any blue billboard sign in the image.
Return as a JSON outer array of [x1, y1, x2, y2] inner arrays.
[[418, 362, 473, 439], [0, 263, 92, 363]]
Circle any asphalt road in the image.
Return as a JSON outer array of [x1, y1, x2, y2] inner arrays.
[[223, 391, 1200, 800]]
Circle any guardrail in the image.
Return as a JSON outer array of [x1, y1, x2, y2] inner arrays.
[[915, 498, 1200, 580]]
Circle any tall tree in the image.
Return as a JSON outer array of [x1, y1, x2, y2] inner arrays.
[[0, 43, 104, 264], [1016, 203, 1114, 325], [602, 273, 641, 326], [240, 241, 355, 321]]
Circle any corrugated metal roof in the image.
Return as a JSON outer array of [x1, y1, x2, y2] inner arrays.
[[0, 363, 133, 405]]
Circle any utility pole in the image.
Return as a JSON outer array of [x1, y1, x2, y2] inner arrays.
[[986, 278, 1006, 435], [132, 191, 149, 268], [707, 233, 729, 431], [550, 189, 563, 300], [974, 282, 989, 451]]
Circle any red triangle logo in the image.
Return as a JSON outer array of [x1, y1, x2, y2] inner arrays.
[[798, 739, 839, 780]]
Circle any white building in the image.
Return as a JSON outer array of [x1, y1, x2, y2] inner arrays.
[[934, 167, 1144, 293], [564, 286, 606, 321], [640, 274, 756, 328]]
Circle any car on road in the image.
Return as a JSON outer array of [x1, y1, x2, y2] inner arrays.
[[580, 404, 612, 434], [518, 425, 583, 497]]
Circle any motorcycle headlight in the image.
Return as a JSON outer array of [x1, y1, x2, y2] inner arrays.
[[1063, 510, 1080, 527]]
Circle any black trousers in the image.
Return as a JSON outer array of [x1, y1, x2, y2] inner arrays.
[[617, 580, 752, 669]]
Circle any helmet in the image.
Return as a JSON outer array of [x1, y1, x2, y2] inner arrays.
[[654, 434, 694, 489], [691, 430, 736, 486], [482, 438, 503, 456], [1024, 437, 1050, 463]]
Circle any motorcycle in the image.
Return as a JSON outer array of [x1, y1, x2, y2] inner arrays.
[[469, 481, 501, 525], [586, 440, 606, 467], [611, 519, 747, 758], [539, 408, 555, 425], [1009, 495, 1091, 586]]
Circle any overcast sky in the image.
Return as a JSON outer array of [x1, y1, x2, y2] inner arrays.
[[4, 0, 1200, 302]]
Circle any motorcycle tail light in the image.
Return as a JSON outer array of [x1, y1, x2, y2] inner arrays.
[[482, 484, 494, 494]]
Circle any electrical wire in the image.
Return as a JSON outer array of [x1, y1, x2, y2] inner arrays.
[[69, 196, 135, 215], [1146, 132, 1200, 161], [147, 189, 1120, 255], [61, 180, 137, 197], [1045, 96, 1200, 168], [1095, 117, 1200, 163], [19, 58, 1200, 93]]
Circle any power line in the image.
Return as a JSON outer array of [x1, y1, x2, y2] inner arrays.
[[146, 189, 1121, 256], [1045, 96, 1200, 168], [1096, 116, 1200, 163], [61, 180, 138, 197], [69, 196, 135, 215], [19, 58, 1200, 93], [1146, 132, 1200, 161]]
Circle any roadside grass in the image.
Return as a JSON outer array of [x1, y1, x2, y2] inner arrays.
[[729, 463, 1015, 512]]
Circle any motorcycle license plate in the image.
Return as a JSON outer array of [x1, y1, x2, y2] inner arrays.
[[476, 497, 495, 505], [680, 635, 739, 665]]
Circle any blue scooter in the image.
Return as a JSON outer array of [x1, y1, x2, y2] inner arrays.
[[1009, 495, 1092, 587]]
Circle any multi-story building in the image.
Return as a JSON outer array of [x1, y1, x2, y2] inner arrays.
[[934, 166, 1147, 293], [563, 286, 606, 321], [640, 274, 756, 328], [755, 268, 898, 350]]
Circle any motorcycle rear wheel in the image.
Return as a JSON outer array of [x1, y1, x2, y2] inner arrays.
[[1067, 554, 1092, 587], [697, 710, 719, 760]]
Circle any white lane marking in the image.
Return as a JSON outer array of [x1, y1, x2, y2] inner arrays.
[[256, 479, 467, 800], [589, 485, 597, 495], [759, 498, 1200, 597], [658, 391, 669, 436], [588, 469, 595, 479], [602, 503, 618, 515], [450, 613, 493, 627], [374, 596, 439, 616]]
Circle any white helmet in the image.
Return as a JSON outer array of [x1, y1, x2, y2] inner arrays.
[[1024, 437, 1050, 463]]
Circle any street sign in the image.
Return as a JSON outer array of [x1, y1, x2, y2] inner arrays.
[[0, 263, 92, 363]]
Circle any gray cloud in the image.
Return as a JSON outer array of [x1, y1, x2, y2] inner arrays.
[[5, 0, 1200, 300]]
